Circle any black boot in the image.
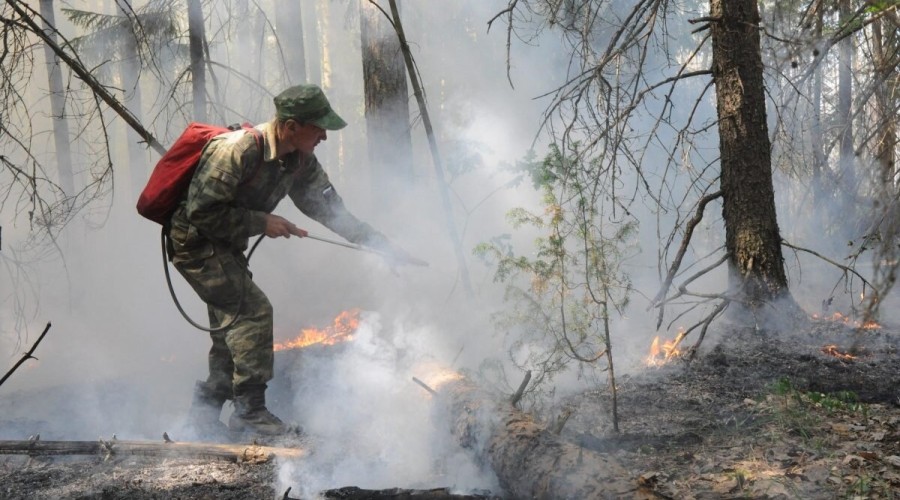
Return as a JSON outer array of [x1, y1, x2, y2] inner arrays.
[[229, 384, 290, 436], [186, 380, 229, 441]]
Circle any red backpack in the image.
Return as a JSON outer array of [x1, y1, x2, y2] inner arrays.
[[136, 122, 262, 225]]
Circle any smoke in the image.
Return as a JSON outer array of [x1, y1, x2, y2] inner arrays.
[[273, 312, 499, 496]]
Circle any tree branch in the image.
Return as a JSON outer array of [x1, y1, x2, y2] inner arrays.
[[0, 322, 51, 388], [649, 191, 723, 318]]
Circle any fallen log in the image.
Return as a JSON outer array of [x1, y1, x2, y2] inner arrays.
[[319, 486, 498, 499], [0, 439, 304, 463], [442, 379, 634, 499]]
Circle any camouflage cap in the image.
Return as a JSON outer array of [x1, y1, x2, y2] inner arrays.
[[273, 84, 347, 130]]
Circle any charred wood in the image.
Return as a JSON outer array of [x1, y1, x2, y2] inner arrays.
[[0, 439, 303, 463], [320, 486, 499, 499], [442, 379, 632, 499]]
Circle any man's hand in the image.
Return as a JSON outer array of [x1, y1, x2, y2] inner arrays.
[[264, 214, 308, 238]]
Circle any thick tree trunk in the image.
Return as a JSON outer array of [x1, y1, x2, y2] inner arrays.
[[360, 1, 414, 190], [441, 379, 631, 499], [275, 2, 307, 85], [187, 0, 207, 121], [710, 0, 796, 313], [38, 0, 74, 195]]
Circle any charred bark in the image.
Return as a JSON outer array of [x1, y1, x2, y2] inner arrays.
[[441, 379, 631, 499], [360, 1, 413, 188], [710, 0, 799, 316], [187, 0, 206, 122]]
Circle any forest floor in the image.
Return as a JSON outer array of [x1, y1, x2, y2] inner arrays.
[[1, 316, 899, 499]]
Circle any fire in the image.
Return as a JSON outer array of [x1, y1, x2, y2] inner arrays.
[[646, 328, 687, 367], [811, 311, 881, 330], [821, 344, 857, 361], [274, 309, 361, 352], [413, 361, 464, 391]]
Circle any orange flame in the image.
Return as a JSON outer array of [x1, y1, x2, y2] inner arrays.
[[821, 344, 857, 361], [646, 328, 686, 367], [413, 361, 464, 391], [274, 309, 361, 352], [811, 312, 881, 330]]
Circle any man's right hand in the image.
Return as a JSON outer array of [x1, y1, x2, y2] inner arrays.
[[264, 214, 308, 238]]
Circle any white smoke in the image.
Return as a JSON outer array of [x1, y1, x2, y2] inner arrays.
[[274, 312, 499, 497]]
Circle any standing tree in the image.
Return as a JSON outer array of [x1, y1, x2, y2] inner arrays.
[[274, 2, 307, 85], [187, 0, 206, 122], [710, 0, 796, 314], [38, 0, 74, 196], [360, 0, 413, 191]]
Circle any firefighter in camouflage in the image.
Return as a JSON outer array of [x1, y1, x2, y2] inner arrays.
[[169, 84, 411, 438]]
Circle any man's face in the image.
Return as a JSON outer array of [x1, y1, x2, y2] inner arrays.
[[290, 121, 327, 155]]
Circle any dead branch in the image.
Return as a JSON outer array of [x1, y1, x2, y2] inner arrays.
[[550, 407, 574, 435], [0, 322, 50, 388], [781, 239, 875, 293], [0, 438, 304, 463], [486, 0, 518, 88], [384, 0, 473, 297], [4, 0, 165, 155], [509, 370, 531, 408], [650, 190, 723, 318], [687, 300, 730, 359], [412, 376, 437, 396]]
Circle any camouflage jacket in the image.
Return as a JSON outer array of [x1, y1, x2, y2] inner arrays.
[[169, 121, 386, 256]]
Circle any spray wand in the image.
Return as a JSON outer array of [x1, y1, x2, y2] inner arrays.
[[297, 230, 429, 267]]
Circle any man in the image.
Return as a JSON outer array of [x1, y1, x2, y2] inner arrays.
[[169, 84, 413, 438]]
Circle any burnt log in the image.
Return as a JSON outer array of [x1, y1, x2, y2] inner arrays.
[[442, 379, 633, 499], [320, 486, 498, 499], [0, 439, 304, 463]]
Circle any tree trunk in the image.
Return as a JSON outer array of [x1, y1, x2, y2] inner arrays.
[[710, 0, 795, 313], [837, 0, 856, 199], [360, 1, 414, 191], [187, 0, 207, 122], [441, 379, 631, 499], [117, 1, 148, 200], [38, 0, 75, 195], [275, 2, 307, 85], [305, 1, 323, 85], [872, 20, 896, 189]]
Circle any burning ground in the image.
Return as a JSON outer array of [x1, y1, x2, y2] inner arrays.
[[1, 313, 899, 499]]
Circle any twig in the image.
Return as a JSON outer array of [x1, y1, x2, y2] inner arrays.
[[0, 322, 51, 388], [781, 239, 875, 291], [509, 370, 532, 408], [411, 377, 437, 396], [688, 300, 730, 360]]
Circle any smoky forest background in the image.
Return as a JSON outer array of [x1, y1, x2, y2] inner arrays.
[[1, 0, 899, 492]]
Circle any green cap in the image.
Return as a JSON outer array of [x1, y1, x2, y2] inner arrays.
[[274, 84, 347, 130]]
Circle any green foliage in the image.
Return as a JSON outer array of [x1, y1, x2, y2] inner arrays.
[[765, 377, 869, 441], [62, 3, 180, 65], [475, 142, 638, 395]]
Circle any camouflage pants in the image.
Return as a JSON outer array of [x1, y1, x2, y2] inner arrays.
[[172, 244, 274, 399]]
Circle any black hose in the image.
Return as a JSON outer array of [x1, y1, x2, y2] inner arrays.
[[161, 227, 264, 332]]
